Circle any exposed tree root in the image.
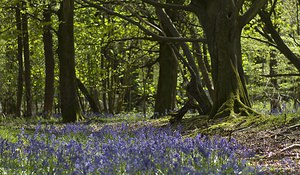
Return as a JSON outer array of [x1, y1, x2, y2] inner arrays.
[[212, 96, 259, 119]]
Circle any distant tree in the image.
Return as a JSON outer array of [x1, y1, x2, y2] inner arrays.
[[42, 4, 55, 118], [76, 78, 100, 113], [259, 1, 300, 73], [22, 1, 32, 117], [79, 0, 213, 118], [15, 3, 23, 118]]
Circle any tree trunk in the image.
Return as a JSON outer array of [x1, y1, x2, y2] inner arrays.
[[101, 56, 108, 113], [191, 0, 265, 118], [57, 0, 81, 122], [269, 50, 281, 113], [43, 6, 55, 118], [92, 89, 101, 111], [208, 27, 253, 118], [153, 0, 180, 118], [155, 7, 212, 116], [22, 2, 32, 118], [108, 65, 115, 114], [76, 78, 100, 113], [202, 44, 211, 73], [190, 28, 214, 97], [153, 43, 178, 117], [16, 5, 23, 118]]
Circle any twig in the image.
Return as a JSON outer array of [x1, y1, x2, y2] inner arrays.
[[266, 123, 300, 139], [242, 35, 277, 48], [265, 144, 300, 159], [260, 73, 300, 77], [287, 123, 300, 130], [280, 144, 300, 152]]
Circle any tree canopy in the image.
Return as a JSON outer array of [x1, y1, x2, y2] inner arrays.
[[0, 0, 299, 122]]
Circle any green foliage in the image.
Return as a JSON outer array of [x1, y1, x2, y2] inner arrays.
[[0, 0, 299, 116], [242, 0, 300, 109]]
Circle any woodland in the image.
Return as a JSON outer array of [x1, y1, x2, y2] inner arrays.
[[0, 0, 300, 174]]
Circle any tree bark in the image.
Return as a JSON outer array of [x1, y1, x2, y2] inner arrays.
[[153, 0, 185, 118], [57, 0, 81, 122], [153, 43, 178, 117], [43, 6, 55, 118], [202, 44, 211, 73], [22, 2, 32, 117], [16, 5, 23, 118]]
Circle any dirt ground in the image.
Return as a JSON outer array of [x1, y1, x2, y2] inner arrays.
[[176, 114, 300, 174], [233, 123, 300, 174]]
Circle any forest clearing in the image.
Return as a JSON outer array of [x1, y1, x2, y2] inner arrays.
[[1, 0, 300, 174]]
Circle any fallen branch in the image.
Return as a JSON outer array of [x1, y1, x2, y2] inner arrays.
[[265, 144, 300, 159], [280, 144, 300, 153], [262, 123, 300, 139], [287, 123, 300, 130]]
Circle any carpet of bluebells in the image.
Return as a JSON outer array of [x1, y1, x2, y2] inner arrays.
[[0, 122, 263, 174]]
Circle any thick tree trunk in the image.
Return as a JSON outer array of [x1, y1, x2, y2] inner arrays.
[[208, 30, 254, 118], [153, 43, 178, 117], [16, 6, 23, 118], [22, 2, 32, 118], [192, 0, 262, 118], [153, 0, 182, 118], [57, 0, 81, 122], [43, 7, 55, 118]]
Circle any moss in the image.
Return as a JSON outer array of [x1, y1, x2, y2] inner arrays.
[[212, 95, 259, 119], [175, 111, 300, 137]]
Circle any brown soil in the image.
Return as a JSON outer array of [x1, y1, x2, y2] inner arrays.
[[233, 123, 300, 174], [176, 114, 300, 174]]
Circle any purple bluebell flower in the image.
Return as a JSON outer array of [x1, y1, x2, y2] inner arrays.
[[0, 122, 267, 174]]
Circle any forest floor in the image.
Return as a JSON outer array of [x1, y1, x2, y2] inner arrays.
[[0, 112, 299, 174], [173, 112, 300, 174]]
